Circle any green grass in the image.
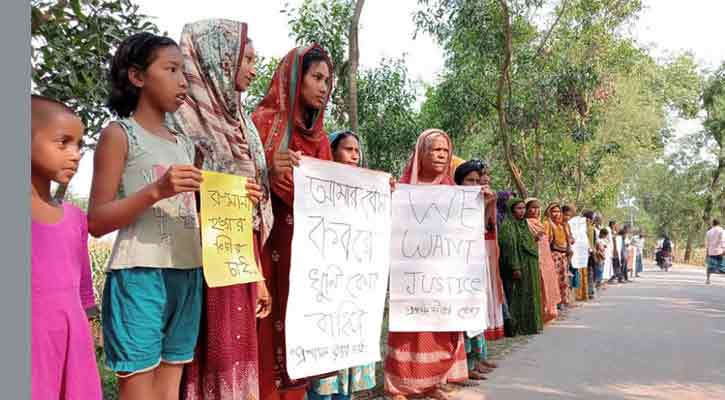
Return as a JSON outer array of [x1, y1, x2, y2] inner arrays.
[[96, 346, 118, 400]]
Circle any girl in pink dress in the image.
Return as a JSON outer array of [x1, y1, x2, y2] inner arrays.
[[31, 95, 102, 399]]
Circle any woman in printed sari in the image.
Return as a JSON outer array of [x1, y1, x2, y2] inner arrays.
[[525, 198, 561, 323], [306, 130, 376, 400], [252, 44, 334, 400], [543, 203, 571, 310], [384, 129, 468, 400], [498, 198, 543, 336], [168, 19, 273, 400], [452, 159, 500, 380]]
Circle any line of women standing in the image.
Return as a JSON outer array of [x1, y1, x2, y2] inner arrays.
[[166, 17, 600, 400]]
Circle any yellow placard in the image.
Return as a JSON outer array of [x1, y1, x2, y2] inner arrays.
[[200, 171, 263, 287]]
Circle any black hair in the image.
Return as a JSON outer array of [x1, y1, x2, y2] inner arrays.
[[31, 94, 75, 115], [599, 228, 609, 237], [302, 46, 329, 77], [609, 220, 617, 228], [31, 95, 80, 135], [330, 131, 359, 153], [107, 32, 178, 118], [714, 219, 720, 226], [582, 210, 594, 220], [454, 159, 486, 185], [562, 205, 573, 214]]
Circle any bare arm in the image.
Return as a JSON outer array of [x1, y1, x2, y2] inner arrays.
[[87, 123, 202, 237]]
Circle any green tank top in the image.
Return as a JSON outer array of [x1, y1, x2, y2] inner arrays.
[[106, 117, 202, 270]]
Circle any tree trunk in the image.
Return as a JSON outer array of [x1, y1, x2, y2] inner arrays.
[[497, 0, 527, 198], [575, 144, 586, 206], [347, 0, 364, 136], [533, 125, 543, 197], [684, 231, 694, 263]]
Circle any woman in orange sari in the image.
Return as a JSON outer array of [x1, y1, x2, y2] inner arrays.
[[543, 203, 571, 310], [252, 44, 334, 400], [526, 198, 561, 323], [384, 129, 468, 400]]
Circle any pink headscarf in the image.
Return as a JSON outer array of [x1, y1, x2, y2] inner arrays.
[[400, 129, 454, 185]]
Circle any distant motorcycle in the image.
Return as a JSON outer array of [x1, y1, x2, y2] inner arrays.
[[656, 250, 671, 272], [656, 237, 673, 272]]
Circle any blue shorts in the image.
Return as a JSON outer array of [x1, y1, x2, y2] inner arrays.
[[707, 255, 725, 274], [102, 267, 202, 375]]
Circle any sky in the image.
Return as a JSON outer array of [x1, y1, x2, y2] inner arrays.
[[68, 0, 725, 201]]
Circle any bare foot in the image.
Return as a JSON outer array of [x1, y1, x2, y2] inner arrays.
[[469, 370, 488, 380], [429, 388, 451, 400], [391, 395, 407, 400], [481, 360, 498, 369], [476, 366, 493, 374]]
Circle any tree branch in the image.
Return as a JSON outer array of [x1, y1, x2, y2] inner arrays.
[[347, 0, 365, 135], [533, 0, 569, 61]]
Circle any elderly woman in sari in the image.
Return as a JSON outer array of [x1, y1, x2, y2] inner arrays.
[[384, 129, 467, 400], [498, 198, 543, 336], [252, 44, 334, 400]]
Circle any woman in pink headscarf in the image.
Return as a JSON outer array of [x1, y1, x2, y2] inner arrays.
[[384, 129, 467, 400]]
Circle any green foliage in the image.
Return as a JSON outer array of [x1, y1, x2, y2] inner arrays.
[[357, 58, 422, 175], [703, 63, 725, 143], [413, 0, 706, 216], [64, 191, 89, 211], [31, 0, 159, 150], [242, 55, 280, 115]]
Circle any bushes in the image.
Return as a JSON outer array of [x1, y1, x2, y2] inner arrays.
[[88, 239, 117, 398]]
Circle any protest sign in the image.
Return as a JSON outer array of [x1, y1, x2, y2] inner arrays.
[[568, 216, 590, 269], [200, 171, 262, 287], [285, 157, 392, 379], [389, 184, 487, 332]]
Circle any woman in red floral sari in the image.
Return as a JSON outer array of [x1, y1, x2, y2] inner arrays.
[[384, 129, 468, 400], [252, 44, 334, 400]]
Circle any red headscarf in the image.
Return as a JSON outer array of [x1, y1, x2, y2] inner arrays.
[[400, 129, 454, 185], [253, 44, 334, 162], [252, 44, 334, 205]]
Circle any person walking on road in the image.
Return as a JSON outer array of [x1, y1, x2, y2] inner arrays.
[[705, 219, 725, 284]]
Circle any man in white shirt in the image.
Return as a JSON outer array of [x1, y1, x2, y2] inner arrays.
[[705, 219, 725, 284]]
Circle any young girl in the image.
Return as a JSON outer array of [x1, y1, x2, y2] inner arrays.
[[88, 32, 204, 400], [31, 95, 102, 399]]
